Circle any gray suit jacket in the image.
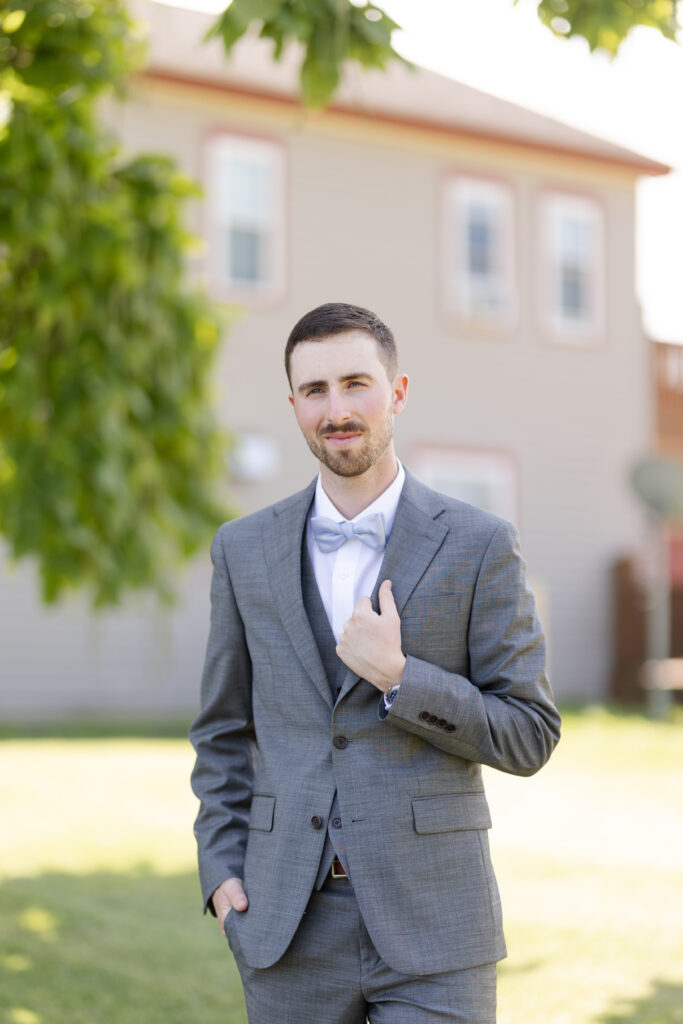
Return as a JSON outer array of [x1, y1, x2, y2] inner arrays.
[[190, 470, 560, 975]]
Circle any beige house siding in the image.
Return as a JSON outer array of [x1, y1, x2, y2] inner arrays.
[[0, 28, 657, 718]]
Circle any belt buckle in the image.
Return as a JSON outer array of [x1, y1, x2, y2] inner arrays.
[[331, 857, 347, 879]]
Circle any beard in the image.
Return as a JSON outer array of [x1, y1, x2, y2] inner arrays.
[[304, 408, 394, 478]]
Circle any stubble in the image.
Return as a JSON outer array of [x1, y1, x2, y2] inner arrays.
[[304, 406, 394, 478]]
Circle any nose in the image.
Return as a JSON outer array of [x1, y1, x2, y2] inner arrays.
[[326, 386, 352, 424]]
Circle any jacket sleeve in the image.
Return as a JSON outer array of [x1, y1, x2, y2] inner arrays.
[[189, 524, 256, 913], [383, 519, 560, 776]]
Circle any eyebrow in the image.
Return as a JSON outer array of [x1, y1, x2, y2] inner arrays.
[[297, 372, 374, 394]]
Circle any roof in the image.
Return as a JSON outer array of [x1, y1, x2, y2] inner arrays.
[[135, 0, 670, 176]]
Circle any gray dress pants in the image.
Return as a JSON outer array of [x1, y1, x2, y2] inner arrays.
[[225, 874, 497, 1024]]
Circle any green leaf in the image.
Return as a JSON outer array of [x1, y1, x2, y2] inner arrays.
[[208, 0, 407, 108], [0, 5, 232, 607], [2, 10, 26, 33], [534, 0, 679, 54]]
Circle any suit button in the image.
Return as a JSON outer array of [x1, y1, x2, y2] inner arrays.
[[428, 715, 438, 724], [332, 817, 342, 829], [333, 735, 348, 749], [419, 711, 430, 721], [437, 719, 447, 728], [446, 724, 456, 733], [311, 815, 323, 829]]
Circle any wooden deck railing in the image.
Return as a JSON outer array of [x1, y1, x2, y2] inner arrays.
[[655, 340, 683, 457]]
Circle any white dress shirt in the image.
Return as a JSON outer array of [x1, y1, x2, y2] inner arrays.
[[306, 460, 406, 642]]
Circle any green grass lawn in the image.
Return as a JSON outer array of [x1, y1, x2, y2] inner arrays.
[[1, 707, 682, 1024]]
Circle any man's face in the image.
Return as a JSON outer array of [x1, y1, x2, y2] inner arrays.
[[288, 331, 407, 479]]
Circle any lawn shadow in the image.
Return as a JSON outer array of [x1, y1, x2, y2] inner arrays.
[[0, 868, 246, 1024], [0, 718, 193, 740], [498, 958, 543, 976], [597, 979, 683, 1024]]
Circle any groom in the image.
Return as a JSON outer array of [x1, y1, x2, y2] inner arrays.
[[190, 302, 560, 1023]]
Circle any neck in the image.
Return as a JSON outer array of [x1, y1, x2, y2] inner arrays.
[[320, 447, 399, 520]]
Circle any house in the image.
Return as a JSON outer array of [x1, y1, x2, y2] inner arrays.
[[611, 338, 683, 702], [0, 0, 670, 718]]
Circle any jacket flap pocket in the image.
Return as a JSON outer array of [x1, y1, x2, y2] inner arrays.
[[412, 792, 491, 835], [248, 794, 275, 832]]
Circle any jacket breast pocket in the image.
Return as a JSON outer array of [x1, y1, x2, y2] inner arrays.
[[412, 792, 491, 834], [248, 794, 275, 832]]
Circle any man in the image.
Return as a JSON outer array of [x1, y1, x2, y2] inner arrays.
[[190, 302, 560, 1023]]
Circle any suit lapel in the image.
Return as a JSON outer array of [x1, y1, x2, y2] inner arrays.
[[263, 481, 334, 709], [337, 470, 449, 702]]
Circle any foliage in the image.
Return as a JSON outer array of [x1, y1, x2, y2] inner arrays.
[[524, 0, 680, 55], [207, 0, 680, 111], [206, 0, 409, 108], [0, 1, 229, 606], [0, 0, 139, 96]]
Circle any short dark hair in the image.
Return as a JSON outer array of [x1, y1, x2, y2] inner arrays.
[[285, 302, 398, 384]]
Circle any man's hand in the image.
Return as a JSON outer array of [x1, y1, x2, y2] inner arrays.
[[336, 579, 406, 693], [212, 877, 248, 935]]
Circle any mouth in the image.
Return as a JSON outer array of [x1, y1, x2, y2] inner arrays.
[[323, 432, 363, 447]]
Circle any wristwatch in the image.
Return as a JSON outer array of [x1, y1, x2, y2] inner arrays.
[[383, 684, 401, 710]]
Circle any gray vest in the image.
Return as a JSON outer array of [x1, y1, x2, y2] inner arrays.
[[301, 546, 350, 887]]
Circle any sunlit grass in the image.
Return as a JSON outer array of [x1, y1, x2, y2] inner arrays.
[[486, 706, 683, 1024], [1, 707, 682, 1024]]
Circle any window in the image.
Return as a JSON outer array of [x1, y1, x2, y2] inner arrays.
[[442, 176, 517, 329], [539, 192, 604, 345], [409, 447, 517, 523], [206, 134, 285, 301]]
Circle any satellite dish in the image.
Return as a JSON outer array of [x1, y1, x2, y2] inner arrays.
[[631, 457, 683, 521]]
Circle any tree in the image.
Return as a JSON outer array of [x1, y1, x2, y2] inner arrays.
[[206, 0, 408, 108], [0, 1, 229, 605], [208, 0, 680, 109], [525, 0, 679, 55]]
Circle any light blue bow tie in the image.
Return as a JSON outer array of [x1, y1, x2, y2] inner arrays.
[[310, 512, 387, 553]]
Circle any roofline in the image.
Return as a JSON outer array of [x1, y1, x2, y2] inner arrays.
[[651, 336, 683, 347], [138, 67, 671, 178]]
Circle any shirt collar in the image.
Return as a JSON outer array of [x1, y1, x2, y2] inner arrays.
[[312, 459, 406, 538]]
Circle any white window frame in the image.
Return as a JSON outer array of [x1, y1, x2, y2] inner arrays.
[[409, 446, 518, 523], [442, 175, 517, 331], [539, 191, 605, 346], [205, 133, 286, 303]]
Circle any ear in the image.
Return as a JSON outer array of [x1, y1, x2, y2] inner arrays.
[[288, 394, 294, 407], [392, 374, 409, 415]]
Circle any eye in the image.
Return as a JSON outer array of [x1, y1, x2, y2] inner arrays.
[[347, 380, 367, 389]]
